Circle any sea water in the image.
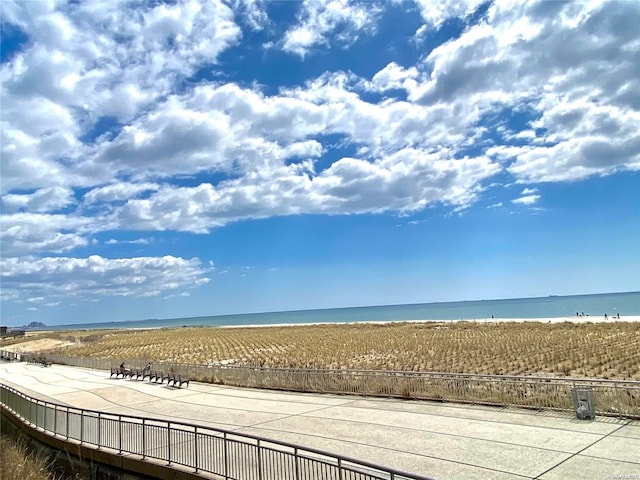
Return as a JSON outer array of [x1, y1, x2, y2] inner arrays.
[[43, 291, 640, 331]]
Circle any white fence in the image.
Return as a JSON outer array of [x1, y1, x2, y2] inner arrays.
[[4, 350, 640, 418]]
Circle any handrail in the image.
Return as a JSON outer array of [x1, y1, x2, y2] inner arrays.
[[7, 348, 636, 385], [0, 382, 433, 480], [139, 363, 639, 385]]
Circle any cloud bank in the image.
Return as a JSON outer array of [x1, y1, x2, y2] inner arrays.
[[2, 0, 638, 308]]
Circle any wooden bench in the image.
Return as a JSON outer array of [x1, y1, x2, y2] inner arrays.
[[110, 367, 132, 378], [110, 367, 187, 387], [167, 373, 189, 388], [34, 357, 52, 367]]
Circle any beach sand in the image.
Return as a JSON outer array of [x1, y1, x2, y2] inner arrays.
[[220, 315, 640, 329], [2, 338, 74, 352]]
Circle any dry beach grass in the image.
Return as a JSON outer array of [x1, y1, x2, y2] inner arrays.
[[44, 320, 640, 380], [0, 435, 52, 480], [0, 434, 93, 480]]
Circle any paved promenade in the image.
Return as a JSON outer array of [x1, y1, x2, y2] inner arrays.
[[1, 362, 638, 479]]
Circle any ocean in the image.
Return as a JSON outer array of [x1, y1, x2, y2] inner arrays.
[[43, 291, 640, 331]]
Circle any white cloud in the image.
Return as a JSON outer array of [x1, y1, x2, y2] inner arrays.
[[3, 0, 637, 215], [287, 71, 484, 155], [104, 238, 152, 246], [282, 0, 382, 57], [0, 255, 211, 303], [2, 187, 75, 213], [2, 0, 242, 193], [3, 0, 241, 113], [512, 187, 541, 206], [369, 62, 419, 92], [0, 213, 92, 256], [407, 0, 640, 182], [0, 107, 86, 194], [5, 1, 634, 231], [229, 0, 269, 31], [83, 183, 160, 205], [78, 82, 324, 183], [107, 148, 499, 233], [411, 0, 486, 31], [164, 291, 191, 300]]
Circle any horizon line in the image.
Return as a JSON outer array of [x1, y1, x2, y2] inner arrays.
[[5, 290, 638, 329]]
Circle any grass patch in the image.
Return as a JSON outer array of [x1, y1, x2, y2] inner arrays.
[[39, 321, 640, 380], [0, 434, 57, 480]]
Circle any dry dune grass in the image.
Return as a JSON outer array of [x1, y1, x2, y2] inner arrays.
[[0, 435, 56, 480], [50, 321, 640, 380], [0, 434, 91, 480]]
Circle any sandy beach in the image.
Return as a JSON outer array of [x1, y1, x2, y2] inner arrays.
[[219, 315, 640, 329], [1, 338, 75, 353]]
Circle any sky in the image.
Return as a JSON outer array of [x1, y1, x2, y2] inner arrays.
[[1, 0, 639, 327]]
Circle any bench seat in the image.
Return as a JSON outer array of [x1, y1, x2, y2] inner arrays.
[[167, 373, 189, 388]]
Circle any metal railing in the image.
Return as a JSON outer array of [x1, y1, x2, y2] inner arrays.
[[0, 349, 22, 361], [3, 350, 639, 418], [0, 383, 431, 480]]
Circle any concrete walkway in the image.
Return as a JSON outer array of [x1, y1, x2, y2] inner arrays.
[[1, 362, 638, 479]]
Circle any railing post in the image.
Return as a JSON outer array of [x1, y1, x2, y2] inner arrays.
[[224, 432, 228, 479], [97, 412, 101, 449], [256, 439, 262, 480], [614, 383, 622, 419], [66, 407, 69, 439], [142, 418, 146, 459], [44, 401, 47, 432], [338, 457, 343, 480], [80, 409, 84, 445], [295, 447, 300, 480], [118, 415, 122, 454], [194, 426, 199, 473], [167, 422, 171, 466], [54, 406, 58, 436]]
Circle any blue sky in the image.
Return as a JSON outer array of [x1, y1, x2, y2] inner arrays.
[[1, 0, 639, 327]]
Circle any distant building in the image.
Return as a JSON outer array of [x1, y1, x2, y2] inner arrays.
[[1, 328, 25, 338]]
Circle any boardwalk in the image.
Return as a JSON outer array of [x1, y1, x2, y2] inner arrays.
[[1, 362, 638, 479]]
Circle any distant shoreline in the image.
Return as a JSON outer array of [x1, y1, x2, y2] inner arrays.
[[16, 315, 640, 335], [7, 291, 639, 331], [217, 315, 640, 329]]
